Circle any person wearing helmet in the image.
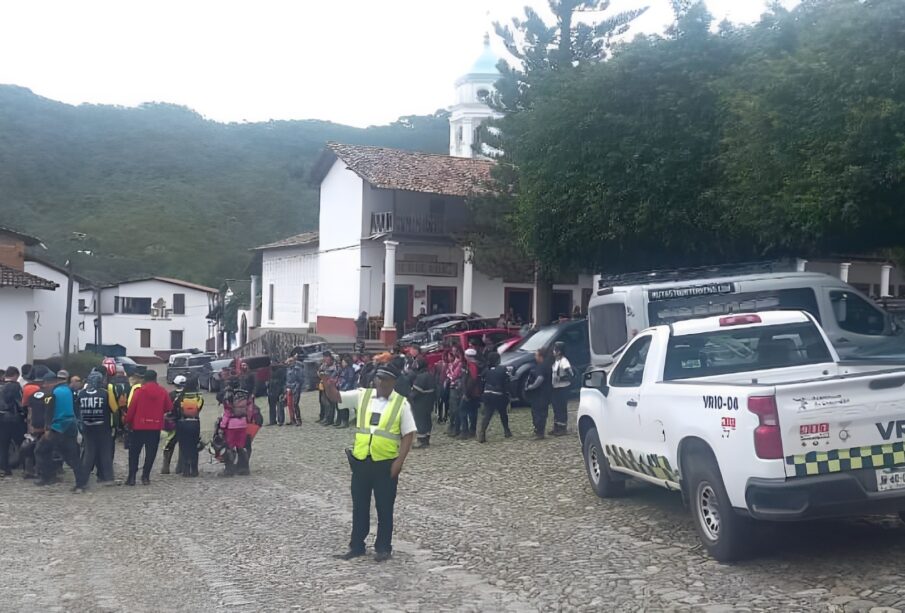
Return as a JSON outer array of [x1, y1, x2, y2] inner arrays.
[[173, 375, 204, 477], [76, 371, 115, 486], [161, 375, 187, 475], [549, 341, 574, 436]]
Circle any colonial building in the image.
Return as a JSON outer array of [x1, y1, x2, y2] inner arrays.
[[0, 226, 59, 367], [78, 277, 217, 358]]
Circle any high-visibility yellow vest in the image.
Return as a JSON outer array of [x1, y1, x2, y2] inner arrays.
[[352, 389, 405, 461]]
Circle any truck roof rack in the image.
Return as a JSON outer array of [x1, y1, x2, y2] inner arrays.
[[596, 260, 794, 290]]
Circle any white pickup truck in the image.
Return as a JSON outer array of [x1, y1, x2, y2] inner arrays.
[[578, 310, 905, 561]]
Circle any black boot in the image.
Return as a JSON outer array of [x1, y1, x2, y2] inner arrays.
[[477, 423, 488, 443], [237, 449, 250, 476], [160, 449, 173, 475], [414, 436, 430, 449], [504, 426, 513, 438], [175, 449, 185, 475]]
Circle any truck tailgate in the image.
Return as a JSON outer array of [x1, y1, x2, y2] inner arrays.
[[775, 370, 905, 478]]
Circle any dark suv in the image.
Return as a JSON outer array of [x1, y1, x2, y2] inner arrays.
[[500, 319, 590, 403]]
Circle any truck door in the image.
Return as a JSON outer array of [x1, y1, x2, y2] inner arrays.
[[821, 287, 892, 352], [602, 334, 652, 478]]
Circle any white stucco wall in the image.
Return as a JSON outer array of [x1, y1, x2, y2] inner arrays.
[[98, 280, 214, 357], [0, 289, 37, 368], [318, 159, 364, 320], [23, 261, 79, 358], [262, 245, 319, 328]]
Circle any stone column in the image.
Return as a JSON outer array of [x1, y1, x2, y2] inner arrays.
[[795, 259, 808, 273], [249, 274, 259, 327], [881, 264, 893, 298], [462, 246, 474, 315], [839, 262, 851, 283], [380, 241, 399, 346], [592, 274, 603, 292]]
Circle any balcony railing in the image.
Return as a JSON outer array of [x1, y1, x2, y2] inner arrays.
[[370, 212, 448, 236]]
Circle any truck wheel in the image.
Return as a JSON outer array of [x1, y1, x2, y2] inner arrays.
[[685, 456, 752, 562], [583, 428, 625, 498]]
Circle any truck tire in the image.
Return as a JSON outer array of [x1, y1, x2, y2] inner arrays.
[[685, 455, 752, 562], [583, 428, 625, 498]]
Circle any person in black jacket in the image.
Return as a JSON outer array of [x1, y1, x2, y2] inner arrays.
[[0, 367, 24, 476], [267, 364, 287, 426], [524, 350, 552, 440], [478, 351, 512, 442], [408, 358, 436, 448]]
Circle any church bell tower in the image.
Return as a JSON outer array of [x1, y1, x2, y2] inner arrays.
[[449, 34, 503, 159]]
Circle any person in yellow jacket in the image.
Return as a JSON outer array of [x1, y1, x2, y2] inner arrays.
[[325, 362, 415, 562]]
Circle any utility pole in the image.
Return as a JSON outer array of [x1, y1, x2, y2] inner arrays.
[[96, 286, 103, 345], [63, 258, 74, 365]]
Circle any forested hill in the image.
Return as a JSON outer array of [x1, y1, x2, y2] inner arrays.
[[0, 85, 449, 285]]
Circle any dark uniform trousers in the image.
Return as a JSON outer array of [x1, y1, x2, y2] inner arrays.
[[35, 426, 81, 482], [349, 456, 398, 555], [81, 425, 114, 482]]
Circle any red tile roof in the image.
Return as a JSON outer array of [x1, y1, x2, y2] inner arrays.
[[253, 231, 319, 251], [319, 143, 495, 197], [0, 264, 58, 290]]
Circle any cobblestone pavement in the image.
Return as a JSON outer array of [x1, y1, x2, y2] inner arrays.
[[4, 392, 905, 612]]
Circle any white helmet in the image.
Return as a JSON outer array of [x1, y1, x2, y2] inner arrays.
[[173, 375, 187, 387]]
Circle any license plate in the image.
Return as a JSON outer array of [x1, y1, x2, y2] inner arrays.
[[876, 467, 905, 492]]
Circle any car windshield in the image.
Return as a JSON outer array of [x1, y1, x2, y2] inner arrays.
[[119, 357, 136, 365], [515, 327, 559, 352]]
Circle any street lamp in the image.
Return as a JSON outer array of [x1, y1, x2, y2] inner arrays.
[[62, 232, 93, 365]]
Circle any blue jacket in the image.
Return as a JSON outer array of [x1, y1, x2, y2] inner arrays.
[[51, 383, 77, 433]]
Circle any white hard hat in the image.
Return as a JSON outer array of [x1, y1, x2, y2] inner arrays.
[[173, 375, 187, 387], [464, 348, 478, 358]]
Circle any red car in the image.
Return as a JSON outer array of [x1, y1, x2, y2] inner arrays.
[[423, 328, 520, 369]]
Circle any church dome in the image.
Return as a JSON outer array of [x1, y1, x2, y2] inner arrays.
[[465, 34, 500, 76]]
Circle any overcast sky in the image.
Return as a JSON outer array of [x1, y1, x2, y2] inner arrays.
[[0, 0, 796, 127]]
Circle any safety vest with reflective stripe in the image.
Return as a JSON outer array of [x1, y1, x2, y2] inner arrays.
[[352, 389, 405, 461]]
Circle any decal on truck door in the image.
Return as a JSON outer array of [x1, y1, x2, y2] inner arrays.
[[604, 445, 679, 482], [786, 442, 905, 477]]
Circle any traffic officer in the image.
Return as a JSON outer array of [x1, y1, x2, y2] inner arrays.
[[324, 363, 415, 562]]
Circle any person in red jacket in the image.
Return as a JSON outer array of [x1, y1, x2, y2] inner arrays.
[[124, 370, 171, 486]]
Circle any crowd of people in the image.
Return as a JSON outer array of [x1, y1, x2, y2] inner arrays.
[[0, 358, 264, 493], [286, 336, 576, 447]]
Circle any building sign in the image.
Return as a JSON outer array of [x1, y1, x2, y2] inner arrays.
[[648, 283, 736, 302], [397, 260, 457, 278]]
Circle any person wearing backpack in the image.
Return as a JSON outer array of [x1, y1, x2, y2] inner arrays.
[[549, 341, 574, 437], [173, 376, 204, 477], [77, 371, 115, 486], [219, 381, 251, 476], [107, 369, 131, 460], [162, 376, 189, 475], [0, 366, 24, 476], [34, 370, 82, 489]]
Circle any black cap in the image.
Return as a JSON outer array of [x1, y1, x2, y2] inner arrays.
[[143, 369, 158, 382], [375, 363, 401, 380]]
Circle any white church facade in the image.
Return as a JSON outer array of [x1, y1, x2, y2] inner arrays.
[[254, 39, 594, 344]]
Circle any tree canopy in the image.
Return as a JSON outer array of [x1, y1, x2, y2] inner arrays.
[[0, 85, 449, 285], [491, 0, 905, 275]]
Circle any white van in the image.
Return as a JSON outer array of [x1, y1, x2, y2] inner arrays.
[[588, 271, 904, 365]]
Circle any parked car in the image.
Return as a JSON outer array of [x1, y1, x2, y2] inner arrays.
[[110, 356, 147, 377], [423, 328, 520, 368], [198, 358, 233, 392], [578, 310, 905, 561], [500, 319, 590, 402], [399, 313, 469, 346], [167, 354, 215, 384]]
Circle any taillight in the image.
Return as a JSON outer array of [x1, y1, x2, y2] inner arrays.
[[719, 314, 762, 327], [748, 395, 782, 459]]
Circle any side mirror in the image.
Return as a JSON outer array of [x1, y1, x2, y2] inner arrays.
[[584, 369, 609, 396]]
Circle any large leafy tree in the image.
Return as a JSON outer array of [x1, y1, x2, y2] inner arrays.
[[468, 0, 647, 321]]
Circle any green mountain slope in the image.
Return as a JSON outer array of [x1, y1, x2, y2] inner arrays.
[[0, 85, 449, 285]]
